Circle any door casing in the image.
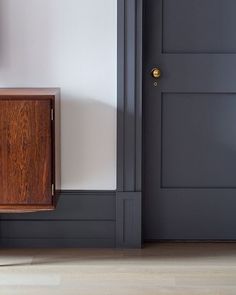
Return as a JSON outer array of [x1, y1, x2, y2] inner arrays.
[[116, 0, 143, 248]]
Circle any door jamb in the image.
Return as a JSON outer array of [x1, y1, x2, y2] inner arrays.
[[116, 0, 143, 248]]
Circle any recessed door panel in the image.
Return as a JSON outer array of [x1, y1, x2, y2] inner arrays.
[[163, 0, 236, 53], [162, 93, 236, 188]]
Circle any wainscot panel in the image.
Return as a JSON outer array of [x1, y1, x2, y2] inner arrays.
[[0, 191, 116, 248]]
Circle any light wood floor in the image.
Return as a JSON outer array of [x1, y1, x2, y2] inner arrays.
[[1, 243, 236, 295]]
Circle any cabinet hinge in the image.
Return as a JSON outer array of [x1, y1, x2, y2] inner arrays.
[[52, 184, 55, 196], [51, 108, 54, 121]]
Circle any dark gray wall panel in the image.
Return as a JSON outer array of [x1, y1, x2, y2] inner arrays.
[[0, 191, 116, 248], [0, 238, 115, 248], [1, 191, 116, 220], [0, 221, 115, 239], [162, 93, 236, 188], [163, 0, 236, 53]]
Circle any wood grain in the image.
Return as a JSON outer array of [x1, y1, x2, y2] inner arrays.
[[0, 99, 52, 206]]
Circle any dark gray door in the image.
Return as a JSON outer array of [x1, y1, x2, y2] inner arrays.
[[143, 0, 236, 240]]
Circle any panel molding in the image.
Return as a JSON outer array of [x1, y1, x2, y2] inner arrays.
[[0, 190, 116, 248], [117, 0, 143, 248], [161, 92, 236, 189]]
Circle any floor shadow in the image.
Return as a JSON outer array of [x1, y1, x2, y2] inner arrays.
[[2, 243, 236, 267]]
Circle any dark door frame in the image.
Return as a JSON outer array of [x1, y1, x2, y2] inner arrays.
[[116, 0, 143, 248]]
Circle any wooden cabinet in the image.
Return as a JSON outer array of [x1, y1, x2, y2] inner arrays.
[[0, 88, 60, 213]]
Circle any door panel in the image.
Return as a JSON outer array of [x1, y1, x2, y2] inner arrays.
[[162, 93, 236, 188], [0, 100, 52, 205], [143, 0, 236, 239], [163, 0, 236, 53]]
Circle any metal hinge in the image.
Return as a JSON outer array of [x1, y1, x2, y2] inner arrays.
[[52, 184, 55, 196], [51, 108, 54, 121]]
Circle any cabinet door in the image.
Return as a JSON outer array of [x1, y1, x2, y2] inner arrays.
[[0, 99, 52, 206]]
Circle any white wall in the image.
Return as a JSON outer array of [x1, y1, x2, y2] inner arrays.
[[0, 0, 117, 190]]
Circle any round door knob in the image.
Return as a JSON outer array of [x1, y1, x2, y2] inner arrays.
[[151, 68, 161, 79]]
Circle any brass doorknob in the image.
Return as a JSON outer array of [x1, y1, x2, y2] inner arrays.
[[151, 68, 161, 79]]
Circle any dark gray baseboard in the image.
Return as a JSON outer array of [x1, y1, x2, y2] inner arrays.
[[0, 191, 116, 248], [0, 238, 115, 248]]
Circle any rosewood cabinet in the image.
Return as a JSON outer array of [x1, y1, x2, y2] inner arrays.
[[0, 88, 60, 213]]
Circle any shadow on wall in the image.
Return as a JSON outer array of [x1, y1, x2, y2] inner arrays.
[[61, 93, 116, 189]]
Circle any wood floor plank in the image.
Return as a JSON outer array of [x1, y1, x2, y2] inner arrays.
[[0, 243, 236, 294]]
